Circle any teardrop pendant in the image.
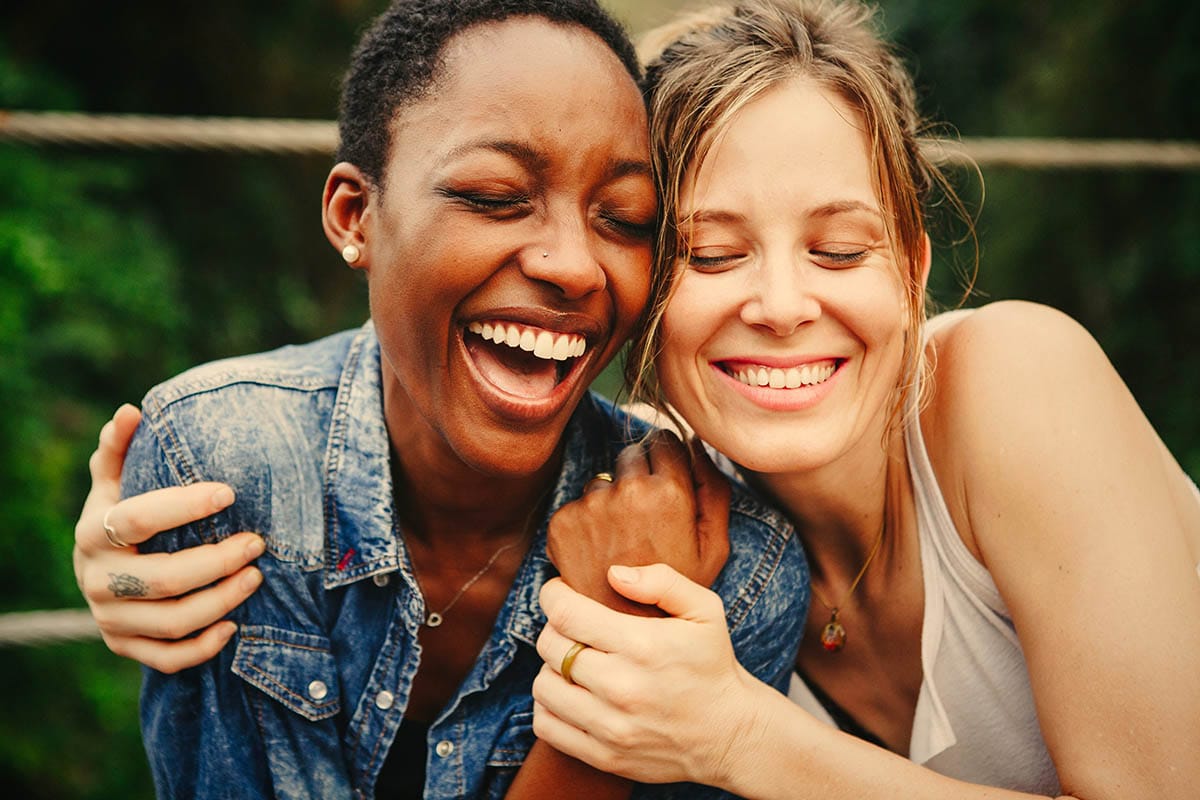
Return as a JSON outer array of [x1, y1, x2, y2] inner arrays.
[[820, 612, 846, 652]]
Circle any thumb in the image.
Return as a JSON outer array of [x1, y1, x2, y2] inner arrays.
[[90, 404, 142, 488], [607, 563, 724, 623]]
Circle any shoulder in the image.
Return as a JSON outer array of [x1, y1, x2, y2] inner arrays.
[[920, 301, 1163, 553], [924, 300, 1122, 453], [142, 326, 364, 412]]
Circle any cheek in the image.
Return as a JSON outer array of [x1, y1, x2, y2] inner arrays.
[[608, 243, 654, 328]]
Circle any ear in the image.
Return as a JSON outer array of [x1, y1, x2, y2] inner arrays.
[[322, 162, 373, 269], [918, 232, 932, 290]]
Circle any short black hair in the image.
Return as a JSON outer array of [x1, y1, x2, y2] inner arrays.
[[337, 0, 641, 187]]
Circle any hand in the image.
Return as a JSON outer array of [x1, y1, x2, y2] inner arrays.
[[532, 565, 769, 786], [546, 431, 730, 616], [73, 404, 265, 673]]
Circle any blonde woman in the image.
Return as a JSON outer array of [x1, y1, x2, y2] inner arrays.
[[531, 1, 1200, 798]]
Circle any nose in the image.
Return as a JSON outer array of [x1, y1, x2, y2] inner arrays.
[[519, 213, 606, 300], [739, 252, 820, 335]]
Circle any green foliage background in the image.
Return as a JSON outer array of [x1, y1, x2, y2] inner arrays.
[[0, 0, 1195, 795]]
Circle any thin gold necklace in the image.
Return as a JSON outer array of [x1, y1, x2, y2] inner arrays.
[[812, 519, 886, 653], [412, 536, 527, 628]]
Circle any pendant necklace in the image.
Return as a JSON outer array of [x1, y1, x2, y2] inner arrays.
[[812, 519, 886, 653], [415, 536, 527, 628]]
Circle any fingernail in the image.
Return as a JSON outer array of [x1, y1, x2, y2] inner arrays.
[[212, 486, 235, 508], [245, 536, 265, 559], [610, 565, 639, 583], [241, 568, 263, 591]]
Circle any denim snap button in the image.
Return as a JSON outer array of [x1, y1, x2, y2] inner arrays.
[[375, 690, 395, 710], [435, 740, 454, 758], [307, 680, 328, 701]]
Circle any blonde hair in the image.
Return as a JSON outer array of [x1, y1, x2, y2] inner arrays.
[[625, 0, 974, 433]]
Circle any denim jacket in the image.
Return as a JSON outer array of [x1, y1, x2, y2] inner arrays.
[[124, 322, 809, 800]]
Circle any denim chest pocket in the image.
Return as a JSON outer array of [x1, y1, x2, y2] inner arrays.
[[232, 625, 341, 721]]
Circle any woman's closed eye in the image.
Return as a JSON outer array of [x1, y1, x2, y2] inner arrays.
[[597, 210, 656, 242], [685, 248, 746, 272], [811, 246, 870, 268], [439, 187, 531, 216]]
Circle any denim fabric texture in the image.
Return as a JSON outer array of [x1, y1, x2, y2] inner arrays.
[[124, 321, 809, 800]]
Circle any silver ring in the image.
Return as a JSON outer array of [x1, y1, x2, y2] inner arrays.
[[102, 509, 131, 548]]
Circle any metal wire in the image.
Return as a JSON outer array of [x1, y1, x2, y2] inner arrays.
[[3, 111, 1200, 169]]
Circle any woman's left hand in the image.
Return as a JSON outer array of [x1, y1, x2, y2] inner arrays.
[[532, 564, 771, 786]]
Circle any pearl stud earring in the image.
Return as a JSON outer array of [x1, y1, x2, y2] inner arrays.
[[342, 244, 361, 264]]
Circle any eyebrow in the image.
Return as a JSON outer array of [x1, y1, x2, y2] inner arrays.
[[809, 200, 884, 220], [443, 139, 550, 171], [441, 139, 651, 181], [680, 200, 882, 227]]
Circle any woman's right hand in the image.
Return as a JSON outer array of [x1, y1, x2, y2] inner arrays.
[[73, 404, 265, 673]]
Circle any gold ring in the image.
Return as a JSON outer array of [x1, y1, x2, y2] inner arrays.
[[584, 472, 614, 491], [102, 509, 131, 549], [560, 641, 588, 685]]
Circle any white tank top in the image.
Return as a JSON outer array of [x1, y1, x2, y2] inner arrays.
[[788, 313, 1200, 792]]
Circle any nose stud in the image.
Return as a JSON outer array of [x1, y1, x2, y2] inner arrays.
[[541, 251, 549, 258]]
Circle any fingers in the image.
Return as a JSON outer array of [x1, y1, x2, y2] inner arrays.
[[79, 483, 238, 553], [539, 577, 645, 654], [687, 439, 732, 576], [536, 621, 599, 686], [644, 430, 690, 482], [95, 565, 262, 639], [606, 563, 725, 622], [79, 532, 265, 603], [613, 438, 650, 480], [105, 620, 239, 675]]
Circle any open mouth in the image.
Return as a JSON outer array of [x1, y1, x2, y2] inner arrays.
[[465, 320, 588, 400], [721, 358, 841, 389]]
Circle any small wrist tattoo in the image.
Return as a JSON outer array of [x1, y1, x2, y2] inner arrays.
[[108, 572, 149, 598]]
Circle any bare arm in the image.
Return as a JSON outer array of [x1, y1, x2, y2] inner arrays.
[[933, 302, 1200, 799], [73, 404, 265, 673]]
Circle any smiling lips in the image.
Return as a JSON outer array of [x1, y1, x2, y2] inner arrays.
[[464, 320, 590, 402], [724, 359, 838, 389], [468, 321, 587, 361]]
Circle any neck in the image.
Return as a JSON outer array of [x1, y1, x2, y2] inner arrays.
[[748, 427, 906, 588], [383, 382, 562, 548]]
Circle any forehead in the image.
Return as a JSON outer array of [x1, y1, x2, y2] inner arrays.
[[686, 76, 876, 211], [390, 17, 648, 167]]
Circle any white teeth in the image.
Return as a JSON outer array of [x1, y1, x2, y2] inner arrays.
[[730, 361, 837, 389], [467, 321, 588, 363]]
